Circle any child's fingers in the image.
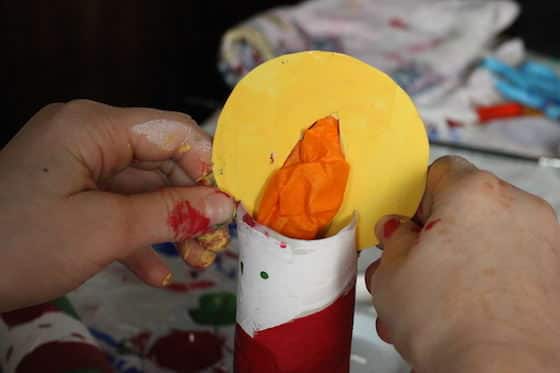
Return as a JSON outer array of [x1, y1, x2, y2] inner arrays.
[[367, 215, 421, 296], [68, 186, 234, 260], [101, 167, 170, 194], [52, 100, 213, 184], [121, 246, 172, 287], [415, 156, 477, 224], [131, 159, 196, 186], [177, 240, 217, 269]]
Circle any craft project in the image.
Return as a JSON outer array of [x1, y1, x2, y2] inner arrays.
[[256, 115, 350, 240], [213, 51, 428, 372], [214, 51, 428, 249]]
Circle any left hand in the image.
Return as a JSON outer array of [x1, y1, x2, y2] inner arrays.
[[0, 100, 234, 312]]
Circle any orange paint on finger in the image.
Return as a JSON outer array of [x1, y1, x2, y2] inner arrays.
[[178, 143, 192, 153], [255, 116, 350, 240]]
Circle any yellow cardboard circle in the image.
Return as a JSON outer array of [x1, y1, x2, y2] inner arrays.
[[213, 51, 428, 249]]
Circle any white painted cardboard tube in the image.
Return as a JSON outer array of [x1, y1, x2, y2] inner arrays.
[[235, 205, 358, 337]]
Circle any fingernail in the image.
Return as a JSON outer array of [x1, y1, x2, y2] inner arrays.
[[376, 318, 392, 344], [365, 259, 381, 293], [200, 250, 216, 267], [162, 273, 173, 287], [205, 192, 235, 225], [383, 218, 400, 239], [181, 241, 193, 260]]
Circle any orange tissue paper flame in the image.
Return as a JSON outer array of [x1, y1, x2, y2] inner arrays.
[[255, 116, 350, 240]]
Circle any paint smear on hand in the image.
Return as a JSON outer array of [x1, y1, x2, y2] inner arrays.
[[424, 218, 441, 231], [132, 119, 188, 151], [256, 116, 350, 240], [168, 201, 210, 241], [196, 227, 230, 252]]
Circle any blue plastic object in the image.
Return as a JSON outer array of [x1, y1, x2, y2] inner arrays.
[[482, 57, 560, 121]]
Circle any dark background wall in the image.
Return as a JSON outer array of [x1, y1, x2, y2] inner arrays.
[[0, 0, 558, 146], [0, 0, 301, 145]]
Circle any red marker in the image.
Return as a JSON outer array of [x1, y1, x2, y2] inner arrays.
[[476, 102, 524, 123]]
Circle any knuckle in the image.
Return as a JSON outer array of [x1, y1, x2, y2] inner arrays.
[[169, 110, 196, 124], [155, 188, 182, 217], [65, 98, 97, 109], [56, 99, 101, 121], [433, 155, 464, 166], [534, 197, 557, 222], [466, 170, 499, 189], [431, 155, 471, 172], [63, 98, 94, 111], [449, 170, 501, 206]]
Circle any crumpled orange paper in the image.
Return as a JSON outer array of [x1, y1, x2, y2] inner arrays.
[[256, 116, 350, 240]]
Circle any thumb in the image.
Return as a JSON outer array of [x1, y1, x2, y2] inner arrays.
[[125, 186, 235, 247], [367, 215, 421, 292], [77, 186, 235, 256]]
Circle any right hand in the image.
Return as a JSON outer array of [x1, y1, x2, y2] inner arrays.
[[366, 156, 560, 373]]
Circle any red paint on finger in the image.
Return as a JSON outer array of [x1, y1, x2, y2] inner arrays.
[[424, 218, 441, 231], [168, 201, 210, 241], [242, 213, 256, 227], [199, 161, 211, 177], [214, 190, 231, 198], [383, 219, 400, 239]]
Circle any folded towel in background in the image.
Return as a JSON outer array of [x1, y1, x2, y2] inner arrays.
[[219, 0, 519, 98]]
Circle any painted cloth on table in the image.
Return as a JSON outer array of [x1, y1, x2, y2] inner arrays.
[[0, 243, 240, 373], [1, 297, 112, 373], [256, 116, 349, 239]]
